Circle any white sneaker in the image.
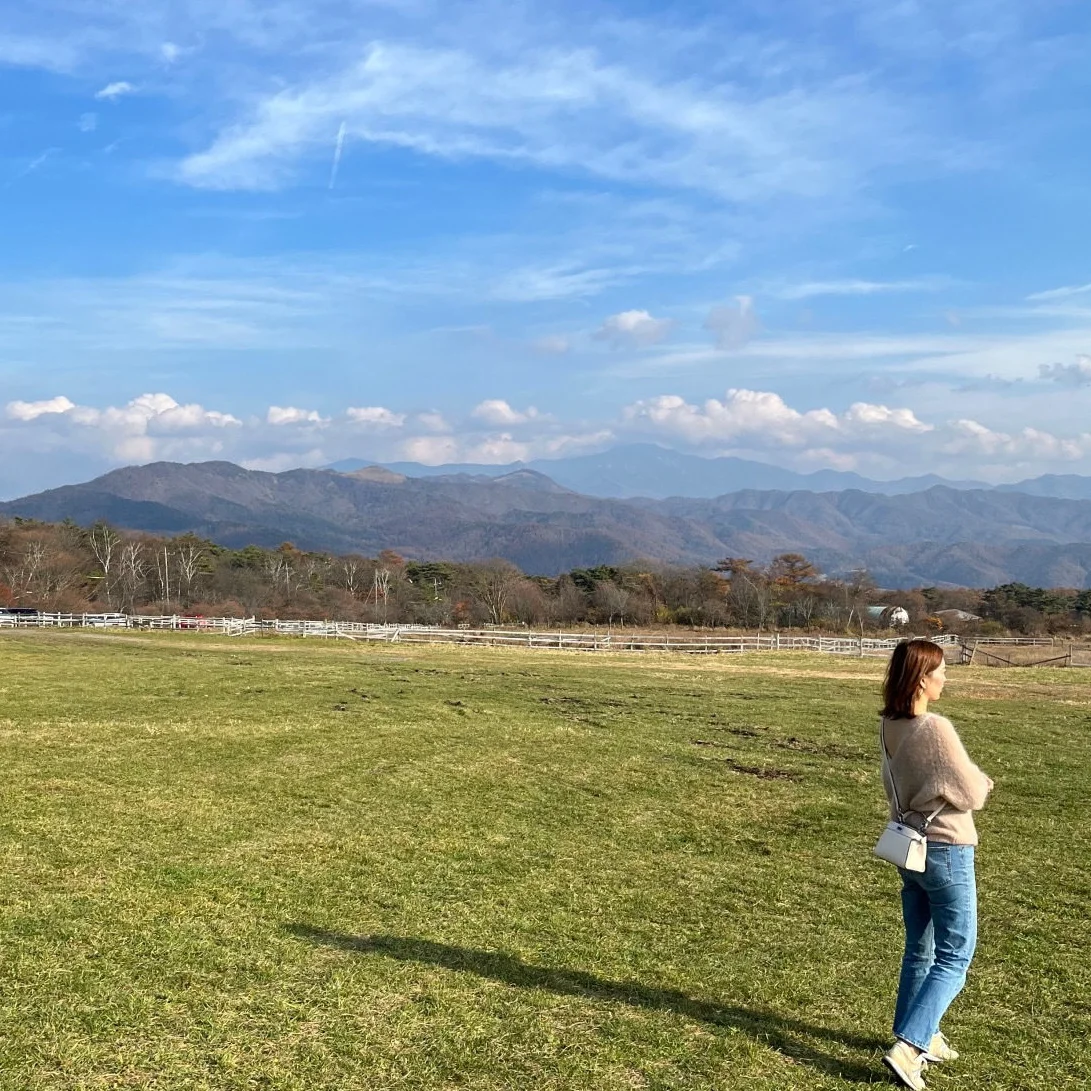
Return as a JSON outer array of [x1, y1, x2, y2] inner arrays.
[[923, 1032, 958, 1063], [883, 1039, 928, 1090]]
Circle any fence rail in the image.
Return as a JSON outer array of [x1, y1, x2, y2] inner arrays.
[[0, 612, 979, 657]]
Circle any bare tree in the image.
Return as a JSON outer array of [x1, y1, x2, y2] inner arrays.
[[300, 553, 329, 592], [1, 539, 43, 601], [468, 560, 522, 625], [87, 523, 121, 606], [175, 542, 207, 606], [549, 576, 587, 625], [594, 581, 631, 626], [153, 546, 174, 605], [118, 541, 147, 612], [338, 557, 363, 598], [264, 553, 297, 599], [372, 567, 391, 610], [843, 567, 876, 632]]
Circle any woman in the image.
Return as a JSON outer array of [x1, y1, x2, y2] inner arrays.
[[879, 639, 993, 1090]]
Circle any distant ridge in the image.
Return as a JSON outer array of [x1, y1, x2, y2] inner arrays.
[[5, 459, 1091, 587], [994, 474, 1091, 501], [346, 465, 407, 484], [327, 443, 990, 499]]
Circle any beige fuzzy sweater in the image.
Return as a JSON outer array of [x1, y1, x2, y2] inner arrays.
[[881, 713, 992, 845]]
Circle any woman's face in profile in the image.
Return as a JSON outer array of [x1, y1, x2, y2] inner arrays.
[[923, 659, 947, 703]]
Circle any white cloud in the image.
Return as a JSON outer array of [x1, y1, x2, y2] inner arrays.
[[415, 411, 451, 433], [624, 390, 837, 447], [843, 402, 932, 432], [0, 32, 82, 72], [1026, 283, 1091, 302], [8, 383, 1091, 498], [613, 384, 1091, 479], [594, 309, 673, 349], [401, 433, 531, 466], [776, 278, 951, 300], [241, 449, 327, 473], [173, 38, 927, 198], [2, 386, 615, 491], [267, 405, 326, 425], [471, 399, 540, 426], [944, 419, 1091, 461], [12, 392, 235, 432], [7, 395, 77, 420], [623, 389, 932, 452], [4, 392, 241, 470], [704, 295, 759, 351], [78, 112, 98, 132], [66, 393, 240, 434], [532, 335, 571, 355], [399, 435, 460, 465], [95, 80, 135, 101], [1039, 355, 1091, 387], [7, 148, 58, 187], [346, 406, 406, 428]]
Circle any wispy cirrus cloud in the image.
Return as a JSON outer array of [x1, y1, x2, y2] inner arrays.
[[173, 38, 932, 199], [5, 148, 59, 188], [775, 277, 955, 300], [1027, 282, 1091, 302], [0, 31, 83, 72]]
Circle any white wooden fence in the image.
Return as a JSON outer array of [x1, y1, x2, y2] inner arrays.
[[0, 612, 975, 657]]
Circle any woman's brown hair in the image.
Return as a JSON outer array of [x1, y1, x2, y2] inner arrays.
[[881, 638, 945, 719]]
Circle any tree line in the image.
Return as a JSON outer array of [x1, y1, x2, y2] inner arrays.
[[2, 517, 1090, 634]]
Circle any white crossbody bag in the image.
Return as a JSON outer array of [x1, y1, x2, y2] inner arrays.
[[873, 721, 943, 872]]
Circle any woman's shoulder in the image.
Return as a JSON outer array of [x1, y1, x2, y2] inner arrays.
[[921, 712, 964, 750]]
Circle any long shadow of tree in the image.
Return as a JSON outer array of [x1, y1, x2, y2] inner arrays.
[[285, 926, 886, 1083]]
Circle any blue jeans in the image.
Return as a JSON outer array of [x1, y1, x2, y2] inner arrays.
[[893, 843, 977, 1052]]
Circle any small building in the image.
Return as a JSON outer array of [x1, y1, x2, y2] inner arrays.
[[934, 608, 982, 623], [866, 604, 910, 627]]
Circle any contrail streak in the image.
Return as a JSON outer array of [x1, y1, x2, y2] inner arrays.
[[328, 122, 347, 190], [5, 148, 59, 189]]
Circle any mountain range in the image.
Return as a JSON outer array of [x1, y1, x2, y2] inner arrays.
[[327, 444, 1091, 501], [5, 457, 1091, 588]]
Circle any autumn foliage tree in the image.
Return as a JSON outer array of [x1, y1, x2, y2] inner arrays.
[[2, 515, 1087, 636]]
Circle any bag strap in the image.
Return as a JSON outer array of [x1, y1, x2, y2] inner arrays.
[[880, 718, 945, 829]]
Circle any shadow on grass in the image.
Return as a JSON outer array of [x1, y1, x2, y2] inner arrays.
[[286, 925, 885, 1083]]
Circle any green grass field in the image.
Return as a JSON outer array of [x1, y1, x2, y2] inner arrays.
[[1, 631, 1088, 1090]]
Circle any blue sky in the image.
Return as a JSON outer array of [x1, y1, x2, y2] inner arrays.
[[3, 0, 1091, 497]]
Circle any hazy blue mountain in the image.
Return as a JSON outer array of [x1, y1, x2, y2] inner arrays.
[[996, 474, 1091, 501], [327, 444, 987, 499]]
